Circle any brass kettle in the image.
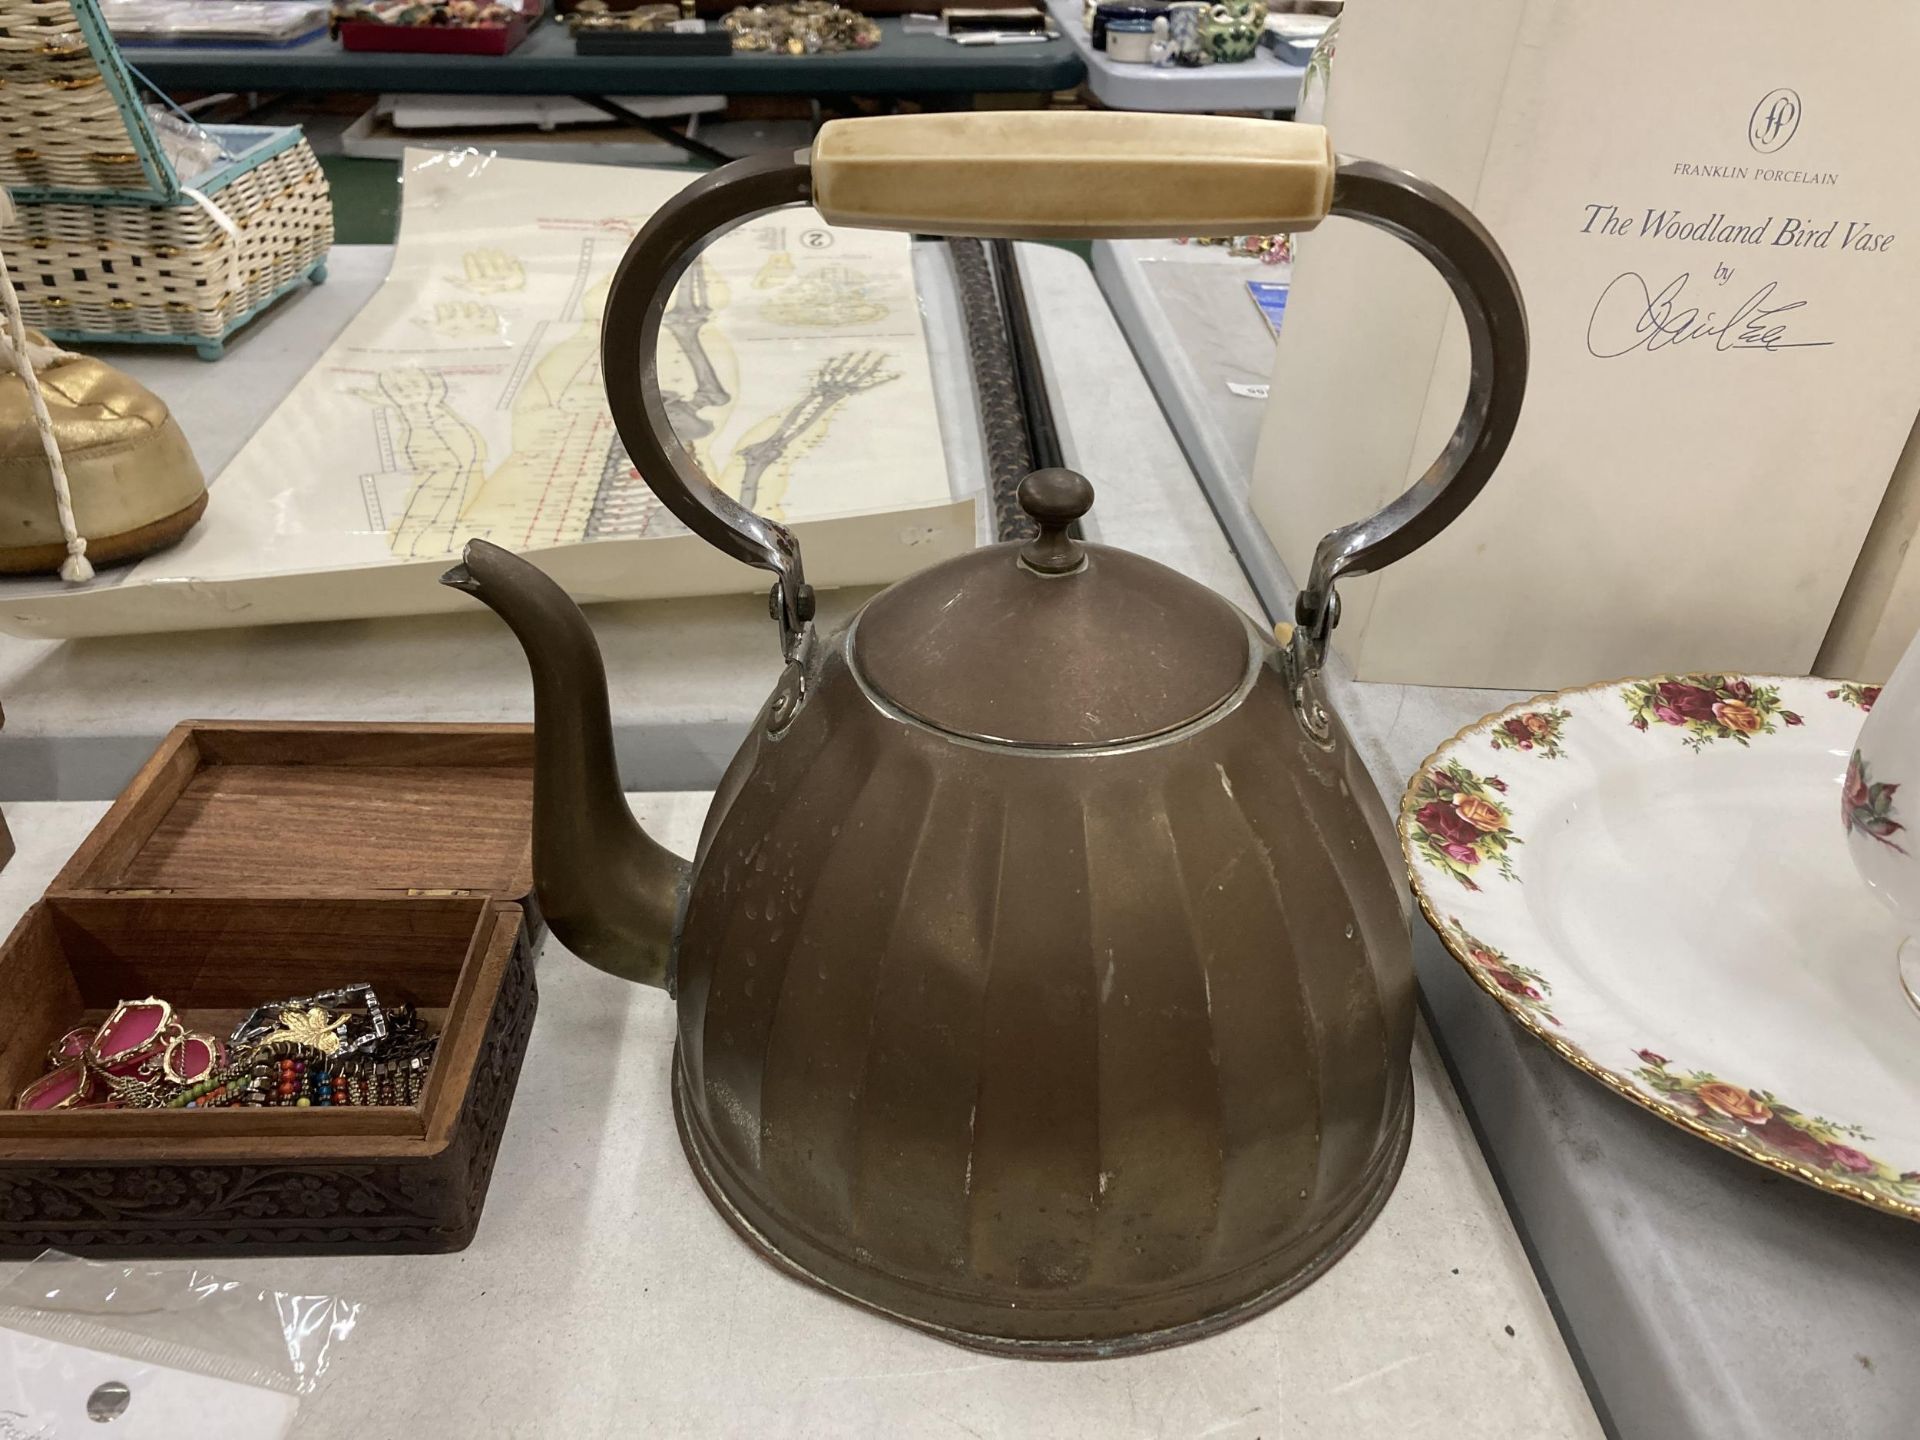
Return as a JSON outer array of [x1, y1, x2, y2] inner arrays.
[[445, 114, 1527, 1356]]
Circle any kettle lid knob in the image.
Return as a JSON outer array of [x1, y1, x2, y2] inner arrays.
[[1017, 469, 1094, 575]]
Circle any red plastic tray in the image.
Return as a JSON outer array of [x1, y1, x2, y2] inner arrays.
[[338, 14, 532, 53]]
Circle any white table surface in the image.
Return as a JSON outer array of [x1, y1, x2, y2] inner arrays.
[[1093, 235, 1920, 1440], [0, 796, 1597, 1439], [1043, 0, 1304, 113], [0, 236, 1599, 1435]]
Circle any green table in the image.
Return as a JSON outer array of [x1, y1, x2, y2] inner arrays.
[[131, 18, 1084, 99]]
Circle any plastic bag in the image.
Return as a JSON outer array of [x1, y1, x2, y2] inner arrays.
[[143, 104, 227, 181], [0, 1251, 359, 1438]]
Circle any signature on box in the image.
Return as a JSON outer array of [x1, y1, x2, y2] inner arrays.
[[1586, 271, 1832, 357]]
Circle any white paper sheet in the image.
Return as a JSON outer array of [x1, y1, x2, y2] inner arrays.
[[0, 1331, 298, 1439]]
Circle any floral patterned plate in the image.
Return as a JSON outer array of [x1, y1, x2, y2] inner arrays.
[[1400, 674, 1920, 1221]]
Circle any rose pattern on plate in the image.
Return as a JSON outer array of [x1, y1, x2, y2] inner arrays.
[[1621, 674, 1803, 750], [1445, 916, 1559, 1025], [1842, 748, 1907, 854], [1489, 706, 1572, 760], [1406, 760, 1520, 891], [1407, 678, 1920, 1223], [1631, 1052, 1920, 1205], [1827, 682, 1881, 713]]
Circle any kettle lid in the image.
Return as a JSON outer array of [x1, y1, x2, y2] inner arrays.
[[852, 470, 1252, 747]]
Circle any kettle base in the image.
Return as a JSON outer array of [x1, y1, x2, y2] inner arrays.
[[672, 1048, 1414, 1359]]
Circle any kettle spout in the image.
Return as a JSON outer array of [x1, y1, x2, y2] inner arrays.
[[442, 540, 688, 989]]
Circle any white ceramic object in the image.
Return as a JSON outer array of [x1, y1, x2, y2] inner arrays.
[[1401, 674, 1920, 1221], [1106, 16, 1153, 61], [1167, 0, 1206, 63], [1842, 640, 1920, 1012]]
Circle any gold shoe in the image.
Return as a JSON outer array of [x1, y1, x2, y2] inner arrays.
[[0, 326, 208, 579]]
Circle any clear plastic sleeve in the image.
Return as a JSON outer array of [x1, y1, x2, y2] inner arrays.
[[0, 1250, 360, 1438]]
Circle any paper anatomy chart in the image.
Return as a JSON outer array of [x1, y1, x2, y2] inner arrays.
[[0, 149, 970, 638]]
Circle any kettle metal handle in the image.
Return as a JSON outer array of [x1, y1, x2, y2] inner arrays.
[[1291, 159, 1529, 675], [601, 153, 816, 661], [599, 114, 1526, 667]]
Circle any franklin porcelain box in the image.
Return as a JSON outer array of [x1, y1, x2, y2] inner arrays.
[[1251, 0, 1920, 689]]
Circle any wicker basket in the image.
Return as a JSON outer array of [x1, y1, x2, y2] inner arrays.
[[0, 0, 332, 358]]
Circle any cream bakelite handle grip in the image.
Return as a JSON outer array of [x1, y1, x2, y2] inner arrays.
[[809, 113, 1335, 240]]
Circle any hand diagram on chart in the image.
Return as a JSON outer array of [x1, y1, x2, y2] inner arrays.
[[451, 250, 526, 294], [760, 264, 891, 328], [724, 350, 899, 513], [418, 300, 506, 342]]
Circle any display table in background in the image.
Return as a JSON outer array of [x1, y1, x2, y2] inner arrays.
[[0, 243, 1598, 1437], [1093, 234, 1920, 1440], [129, 19, 1084, 102], [1041, 0, 1303, 112]]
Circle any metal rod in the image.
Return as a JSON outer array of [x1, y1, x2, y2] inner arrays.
[[947, 237, 1037, 542], [989, 237, 1063, 473], [576, 96, 734, 167]]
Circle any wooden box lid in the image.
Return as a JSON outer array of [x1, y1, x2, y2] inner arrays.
[[52, 722, 534, 900]]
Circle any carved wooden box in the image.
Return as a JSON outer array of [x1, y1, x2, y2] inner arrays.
[[0, 721, 537, 1256]]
